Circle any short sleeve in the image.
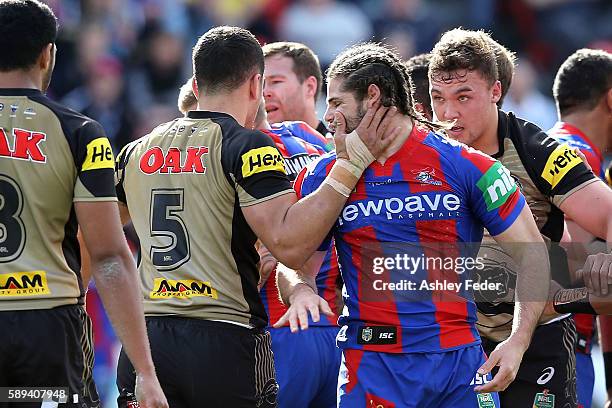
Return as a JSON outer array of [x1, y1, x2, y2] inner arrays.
[[73, 120, 117, 202], [223, 129, 293, 207], [460, 148, 526, 236]]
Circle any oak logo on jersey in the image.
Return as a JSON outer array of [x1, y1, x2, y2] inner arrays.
[[150, 278, 218, 299], [541, 143, 582, 188], [82, 137, 114, 171], [0, 127, 46, 163], [241, 146, 286, 178], [0, 271, 50, 297], [477, 162, 517, 211], [139, 146, 209, 174]]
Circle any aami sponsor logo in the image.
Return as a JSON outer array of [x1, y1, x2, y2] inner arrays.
[[150, 278, 218, 299], [0, 128, 46, 163], [541, 143, 582, 188], [477, 161, 516, 211], [241, 146, 285, 177], [283, 153, 319, 180], [0, 271, 50, 296], [139, 146, 209, 174], [338, 192, 461, 225]]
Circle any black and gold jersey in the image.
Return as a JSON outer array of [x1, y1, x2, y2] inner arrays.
[[0, 88, 116, 311], [115, 110, 293, 328], [476, 110, 598, 342]]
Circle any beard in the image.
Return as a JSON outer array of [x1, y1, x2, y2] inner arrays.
[[344, 102, 367, 133]]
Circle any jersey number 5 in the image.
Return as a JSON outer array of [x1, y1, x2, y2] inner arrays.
[[0, 175, 26, 263], [149, 189, 190, 271]]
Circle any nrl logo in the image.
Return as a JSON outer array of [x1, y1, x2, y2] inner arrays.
[[412, 167, 443, 186], [361, 327, 373, 342]]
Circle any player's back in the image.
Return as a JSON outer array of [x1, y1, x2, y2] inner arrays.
[[116, 111, 287, 328], [0, 88, 115, 311]]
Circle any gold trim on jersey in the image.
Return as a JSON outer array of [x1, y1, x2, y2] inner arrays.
[[0, 271, 50, 297]]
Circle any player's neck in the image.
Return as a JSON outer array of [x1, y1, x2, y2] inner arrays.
[[0, 70, 42, 90], [302, 108, 320, 129], [377, 114, 414, 164], [197, 93, 252, 128], [562, 110, 609, 152], [473, 109, 500, 156]]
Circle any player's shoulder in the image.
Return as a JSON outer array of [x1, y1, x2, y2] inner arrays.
[[500, 110, 554, 154]]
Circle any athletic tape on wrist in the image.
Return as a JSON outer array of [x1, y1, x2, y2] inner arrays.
[[552, 288, 597, 315], [335, 158, 363, 178], [345, 130, 375, 173], [324, 177, 352, 198]]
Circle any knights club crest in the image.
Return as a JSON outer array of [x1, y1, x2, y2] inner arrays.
[[412, 167, 443, 186]]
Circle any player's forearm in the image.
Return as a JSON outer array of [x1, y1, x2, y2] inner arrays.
[[276, 263, 317, 305], [509, 241, 550, 348], [267, 164, 358, 268], [91, 252, 156, 376]]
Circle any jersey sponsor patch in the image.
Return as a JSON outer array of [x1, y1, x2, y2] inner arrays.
[[476, 393, 497, 408], [357, 326, 397, 345], [0, 271, 50, 296], [477, 161, 517, 211], [82, 137, 114, 171], [241, 146, 285, 178], [532, 390, 555, 408], [149, 278, 218, 299], [541, 143, 582, 188]]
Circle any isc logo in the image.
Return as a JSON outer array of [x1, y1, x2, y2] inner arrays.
[[379, 333, 394, 339], [140, 146, 209, 174], [470, 372, 491, 386]]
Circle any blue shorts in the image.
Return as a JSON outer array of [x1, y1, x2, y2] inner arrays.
[[338, 345, 500, 408], [576, 351, 594, 408], [271, 326, 341, 408]]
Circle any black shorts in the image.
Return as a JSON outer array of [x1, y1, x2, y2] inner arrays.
[[482, 317, 578, 408], [117, 317, 278, 408], [0, 305, 99, 408]]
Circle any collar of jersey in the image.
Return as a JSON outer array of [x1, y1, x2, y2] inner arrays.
[[187, 110, 234, 120], [0, 88, 43, 96]]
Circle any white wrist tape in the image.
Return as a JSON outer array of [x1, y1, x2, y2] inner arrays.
[[324, 177, 352, 198], [345, 130, 375, 173]]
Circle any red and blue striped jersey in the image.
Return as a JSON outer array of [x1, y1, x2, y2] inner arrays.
[[270, 121, 334, 154], [259, 124, 341, 327], [549, 122, 604, 178], [294, 126, 526, 353], [549, 121, 604, 353]]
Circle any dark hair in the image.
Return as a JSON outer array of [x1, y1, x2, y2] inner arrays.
[[0, 0, 57, 71], [486, 37, 516, 107], [262, 41, 323, 100], [405, 53, 433, 120], [193, 26, 264, 95], [553, 48, 612, 116], [429, 28, 498, 86]]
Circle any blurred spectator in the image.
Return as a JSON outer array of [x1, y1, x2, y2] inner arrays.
[[502, 57, 558, 129], [127, 30, 187, 116], [62, 56, 138, 153], [369, 0, 440, 55], [279, 0, 373, 68]]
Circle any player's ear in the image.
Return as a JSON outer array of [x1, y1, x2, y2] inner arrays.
[[249, 73, 263, 101], [38, 43, 54, 71], [491, 80, 502, 104], [366, 84, 382, 108], [191, 76, 199, 100], [605, 87, 612, 113], [303, 75, 317, 99]]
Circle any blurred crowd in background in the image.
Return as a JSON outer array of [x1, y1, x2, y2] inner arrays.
[[39, 0, 612, 405]]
